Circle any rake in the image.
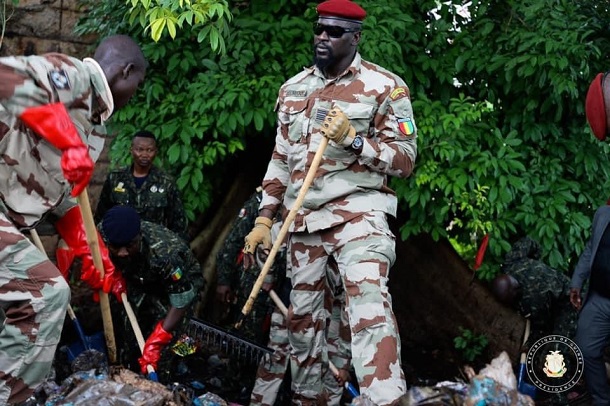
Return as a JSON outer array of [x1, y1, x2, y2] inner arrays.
[[186, 317, 273, 365]]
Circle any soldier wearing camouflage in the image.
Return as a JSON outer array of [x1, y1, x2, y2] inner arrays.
[[95, 131, 188, 240], [243, 1, 416, 403], [99, 207, 204, 377], [500, 236, 577, 344], [0, 35, 146, 404]]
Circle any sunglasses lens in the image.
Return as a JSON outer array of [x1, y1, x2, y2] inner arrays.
[[313, 23, 346, 38]]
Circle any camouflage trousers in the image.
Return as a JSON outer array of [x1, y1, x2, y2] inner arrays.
[[0, 213, 70, 404], [250, 280, 350, 406], [287, 212, 406, 406]]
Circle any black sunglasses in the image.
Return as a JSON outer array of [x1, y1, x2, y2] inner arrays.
[[313, 23, 360, 38]]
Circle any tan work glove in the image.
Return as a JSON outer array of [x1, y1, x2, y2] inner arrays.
[[243, 216, 273, 254], [320, 107, 356, 147]]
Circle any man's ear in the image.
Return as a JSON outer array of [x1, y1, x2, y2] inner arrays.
[[352, 32, 361, 46], [122, 63, 135, 79]]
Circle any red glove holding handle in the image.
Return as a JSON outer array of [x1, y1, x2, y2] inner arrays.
[[19, 102, 93, 197], [138, 321, 173, 374], [55, 205, 126, 302]]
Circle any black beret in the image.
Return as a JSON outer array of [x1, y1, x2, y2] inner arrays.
[[101, 205, 141, 246]]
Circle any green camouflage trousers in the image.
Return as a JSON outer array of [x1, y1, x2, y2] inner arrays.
[[0, 213, 70, 404], [288, 212, 406, 406], [250, 278, 350, 406]]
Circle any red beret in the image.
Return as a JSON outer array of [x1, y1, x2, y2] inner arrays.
[[585, 72, 607, 141], [317, 0, 366, 21]]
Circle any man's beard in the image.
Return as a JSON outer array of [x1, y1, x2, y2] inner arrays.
[[314, 44, 335, 70], [111, 251, 144, 273]]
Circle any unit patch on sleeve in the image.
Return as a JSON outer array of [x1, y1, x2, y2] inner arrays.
[[49, 69, 71, 90], [390, 86, 410, 101], [398, 118, 415, 136]]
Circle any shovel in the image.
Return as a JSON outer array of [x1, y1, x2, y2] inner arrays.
[[30, 229, 107, 360]]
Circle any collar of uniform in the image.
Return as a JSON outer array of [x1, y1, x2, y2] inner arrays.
[[83, 57, 114, 124], [310, 52, 361, 82]]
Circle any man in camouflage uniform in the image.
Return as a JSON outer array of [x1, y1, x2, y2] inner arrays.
[[215, 187, 278, 345], [0, 35, 146, 404], [242, 0, 417, 403], [95, 130, 188, 240], [492, 236, 577, 346], [98, 205, 204, 379]]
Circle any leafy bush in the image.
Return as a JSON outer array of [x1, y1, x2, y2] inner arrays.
[[76, 0, 610, 276]]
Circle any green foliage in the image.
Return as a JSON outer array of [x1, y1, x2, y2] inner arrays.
[[126, 0, 232, 52], [392, 0, 610, 276], [77, 0, 610, 274], [454, 327, 489, 363]]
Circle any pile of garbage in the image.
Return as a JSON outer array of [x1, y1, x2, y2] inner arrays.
[[25, 347, 545, 406], [27, 310, 602, 406]]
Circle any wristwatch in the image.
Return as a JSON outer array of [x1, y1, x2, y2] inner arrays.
[[350, 135, 364, 151]]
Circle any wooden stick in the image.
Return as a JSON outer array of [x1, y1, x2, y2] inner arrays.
[[77, 190, 117, 363], [121, 292, 157, 379], [236, 137, 329, 328]]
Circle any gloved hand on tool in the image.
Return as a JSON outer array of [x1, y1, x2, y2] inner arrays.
[[55, 205, 126, 302], [320, 106, 356, 147], [19, 102, 93, 197], [242, 214, 273, 269], [138, 320, 173, 374]]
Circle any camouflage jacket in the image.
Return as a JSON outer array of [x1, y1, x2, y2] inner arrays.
[[501, 237, 576, 338], [95, 165, 187, 238], [260, 52, 417, 232], [0, 54, 111, 227], [113, 221, 204, 310]]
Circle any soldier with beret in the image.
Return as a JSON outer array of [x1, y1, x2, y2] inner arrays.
[[98, 205, 204, 379], [241, 0, 416, 403], [95, 130, 188, 241], [0, 35, 146, 404]]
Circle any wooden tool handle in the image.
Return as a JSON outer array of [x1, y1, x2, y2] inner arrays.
[[121, 292, 157, 378], [77, 190, 117, 363], [236, 138, 329, 328]]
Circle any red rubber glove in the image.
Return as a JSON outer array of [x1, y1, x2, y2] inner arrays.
[[55, 206, 122, 300], [19, 103, 93, 197], [138, 321, 173, 374], [55, 241, 74, 281]]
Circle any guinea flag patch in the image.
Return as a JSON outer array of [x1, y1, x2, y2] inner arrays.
[[170, 267, 183, 281], [398, 118, 415, 136]]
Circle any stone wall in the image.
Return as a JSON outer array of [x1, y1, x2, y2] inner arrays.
[[0, 0, 96, 58]]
